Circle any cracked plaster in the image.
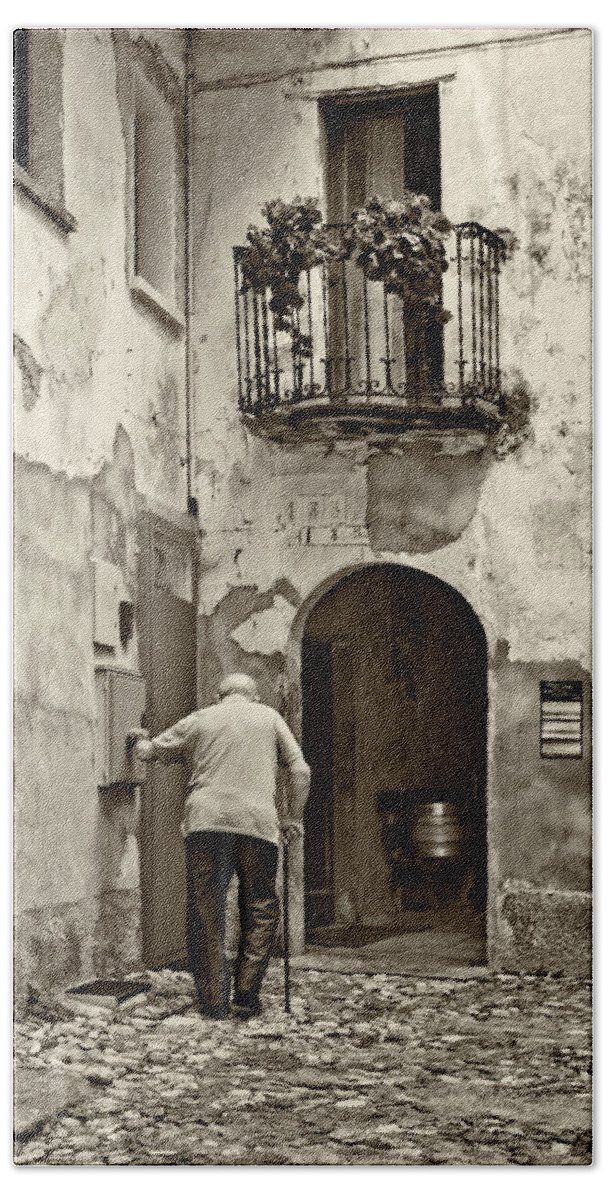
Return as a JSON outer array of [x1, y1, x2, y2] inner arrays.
[[230, 594, 298, 656]]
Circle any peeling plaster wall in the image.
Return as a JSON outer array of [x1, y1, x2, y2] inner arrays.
[[190, 28, 591, 666], [13, 450, 145, 997], [14, 29, 188, 501], [14, 29, 188, 997], [191, 28, 591, 973]]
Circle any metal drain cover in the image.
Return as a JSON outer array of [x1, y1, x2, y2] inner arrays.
[[66, 979, 151, 1005]]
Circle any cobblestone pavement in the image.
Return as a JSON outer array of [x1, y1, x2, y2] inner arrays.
[[14, 963, 592, 1166]]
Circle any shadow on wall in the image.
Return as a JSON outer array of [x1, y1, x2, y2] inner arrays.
[[366, 439, 493, 554], [366, 370, 537, 554]]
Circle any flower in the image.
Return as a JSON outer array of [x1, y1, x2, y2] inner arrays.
[[239, 192, 454, 356]]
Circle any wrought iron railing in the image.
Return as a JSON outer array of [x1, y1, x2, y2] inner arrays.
[[234, 222, 506, 416]]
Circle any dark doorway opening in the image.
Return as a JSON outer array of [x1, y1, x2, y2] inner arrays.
[[323, 87, 441, 215], [302, 565, 487, 968]]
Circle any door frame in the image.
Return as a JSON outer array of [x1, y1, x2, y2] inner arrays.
[[293, 563, 489, 945]]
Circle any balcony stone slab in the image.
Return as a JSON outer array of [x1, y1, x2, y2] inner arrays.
[[241, 394, 503, 447]]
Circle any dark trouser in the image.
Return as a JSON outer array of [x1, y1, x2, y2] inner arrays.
[[185, 831, 279, 1018]]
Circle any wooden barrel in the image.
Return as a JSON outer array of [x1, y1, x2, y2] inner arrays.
[[411, 802, 463, 860]]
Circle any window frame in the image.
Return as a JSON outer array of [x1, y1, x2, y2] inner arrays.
[[320, 84, 442, 223], [126, 50, 186, 333], [13, 28, 76, 234], [319, 84, 445, 397]]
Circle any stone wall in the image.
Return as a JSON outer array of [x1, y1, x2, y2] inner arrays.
[[13, 29, 189, 998]]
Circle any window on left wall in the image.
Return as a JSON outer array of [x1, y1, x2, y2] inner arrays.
[[13, 30, 29, 171], [129, 59, 185, 328], [13, 28, 73, 229]]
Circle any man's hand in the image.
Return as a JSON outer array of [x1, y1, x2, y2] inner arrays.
[[126, 728, 150, 752], [281, 819, 303, 845]]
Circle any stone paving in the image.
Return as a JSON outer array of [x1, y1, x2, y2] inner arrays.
[[14, 962, 592, 1166]]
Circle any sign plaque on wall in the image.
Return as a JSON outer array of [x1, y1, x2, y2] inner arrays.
[[540, 681, 583, 759]]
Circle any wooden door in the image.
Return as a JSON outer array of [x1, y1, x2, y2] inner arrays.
[[325, 88, 441, 224], [137, 514, 197, 967]]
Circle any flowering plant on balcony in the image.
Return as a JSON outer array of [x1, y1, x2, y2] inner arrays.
[[239, 192, 452, 357], [240, 197, 345, 357], [344, 193, 452, 324]]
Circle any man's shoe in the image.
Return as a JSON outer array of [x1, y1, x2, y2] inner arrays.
[[199, 1003, 230, 1020], [231, 999, 261, 1021]]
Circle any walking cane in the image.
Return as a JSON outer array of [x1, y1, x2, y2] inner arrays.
[[282, 833, 290, 1014]]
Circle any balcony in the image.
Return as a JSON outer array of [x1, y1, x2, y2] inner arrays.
[[234, 222, 508, 444]]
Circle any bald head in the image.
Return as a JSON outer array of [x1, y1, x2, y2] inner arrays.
[[216, 673, 260, 703]]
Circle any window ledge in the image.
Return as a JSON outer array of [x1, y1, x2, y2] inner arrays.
[[13, 164, 76, 233], [129, 273, 185, 333]]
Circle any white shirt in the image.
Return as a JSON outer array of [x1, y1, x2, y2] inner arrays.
[[147, 695, 310, 845]]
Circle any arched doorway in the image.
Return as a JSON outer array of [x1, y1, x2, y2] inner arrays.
[[301, 565, 487, 966]]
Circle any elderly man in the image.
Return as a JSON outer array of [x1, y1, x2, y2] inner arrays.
[[128, 673, 310, 1020]]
